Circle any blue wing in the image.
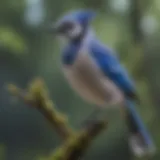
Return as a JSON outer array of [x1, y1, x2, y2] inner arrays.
[[90, 40, 138, 100], [90, 41, 156, 154]]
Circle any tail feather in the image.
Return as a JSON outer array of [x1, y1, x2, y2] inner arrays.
[[129, 134, 156, 157], [125, 100, 156, 157]]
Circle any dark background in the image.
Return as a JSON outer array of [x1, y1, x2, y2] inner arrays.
[[0, 0, 159, 160]]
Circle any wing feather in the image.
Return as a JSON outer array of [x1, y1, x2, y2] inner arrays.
[[90, 40, 139, 101]]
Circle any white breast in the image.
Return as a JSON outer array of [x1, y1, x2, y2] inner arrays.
[[62, 48, 124, 107]]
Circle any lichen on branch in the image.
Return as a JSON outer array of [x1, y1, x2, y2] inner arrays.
[[7, 78, 107, 160]]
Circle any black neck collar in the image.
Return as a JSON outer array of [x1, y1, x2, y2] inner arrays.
[[70, 25, 88, 45]]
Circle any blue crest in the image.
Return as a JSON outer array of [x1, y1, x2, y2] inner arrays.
[[56, 9, 96, 27]]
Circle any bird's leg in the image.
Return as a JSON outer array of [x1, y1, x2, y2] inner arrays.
[[80, 108, 102, 128]]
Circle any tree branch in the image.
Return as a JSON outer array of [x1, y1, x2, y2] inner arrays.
[[8, 79, 74, 140], [7, 78, 107, 160], [44, 120, 107, 160]]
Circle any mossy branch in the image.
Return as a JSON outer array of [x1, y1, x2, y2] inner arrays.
[[8, 79, 74, 139], [7, 78, 107, 160], [45, 120, 107, 160]]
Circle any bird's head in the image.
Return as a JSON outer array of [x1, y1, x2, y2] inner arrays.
[[49, 9, 96, 43]]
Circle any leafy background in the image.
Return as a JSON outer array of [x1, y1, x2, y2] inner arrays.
[[0, 0, 160, 159]]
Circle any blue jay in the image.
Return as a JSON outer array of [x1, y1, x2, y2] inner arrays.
[[50, 10, 156, 157]]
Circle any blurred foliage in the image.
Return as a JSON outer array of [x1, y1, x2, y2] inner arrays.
[[0, 26, 27, 55], [0, 145, 6, 160], [0, 0, 160, 160]]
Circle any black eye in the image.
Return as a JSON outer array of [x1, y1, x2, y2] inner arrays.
[[59, 21, 74, 33]]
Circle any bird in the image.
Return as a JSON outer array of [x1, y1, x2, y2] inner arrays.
[[49, 9, 156, 157]]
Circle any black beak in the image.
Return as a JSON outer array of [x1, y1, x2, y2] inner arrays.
[[46, 21, 72, 34]]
